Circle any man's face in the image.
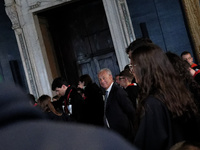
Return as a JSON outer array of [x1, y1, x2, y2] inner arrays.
[[55, 85, 66, 97], [77, 81, 84, 89], [182, 53, 193, 65], [130, 59, 139, 84], [98, 71, 113, 90], [119, 76, 126, 88]]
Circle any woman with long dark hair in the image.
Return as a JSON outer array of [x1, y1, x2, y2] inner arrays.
[[130, 43, 200, 150], [166, 51, 200, 110]]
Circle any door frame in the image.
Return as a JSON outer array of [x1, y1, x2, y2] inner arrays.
[[4, 0, 135, 97]]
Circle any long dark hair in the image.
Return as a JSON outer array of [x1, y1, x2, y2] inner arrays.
[[131, 44, 198, 119], [166, 51, 200, 110], [79, 74, 92, 86]]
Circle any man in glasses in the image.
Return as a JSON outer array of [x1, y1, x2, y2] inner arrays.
[[181, 51, 200, 71]]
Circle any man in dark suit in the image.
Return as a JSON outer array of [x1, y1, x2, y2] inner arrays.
[[0, 83, 138, 150], [98, 68, 135, 144]]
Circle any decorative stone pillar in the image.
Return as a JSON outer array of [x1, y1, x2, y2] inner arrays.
[[181, 0, 200, 63], [4, 0, 39, 97], [116, 0, 135, 44], [102, 0, 135, 70]]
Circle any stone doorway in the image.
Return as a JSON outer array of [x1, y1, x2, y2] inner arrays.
[[37, 0, 120, 86], [4, 0, 132, 97]]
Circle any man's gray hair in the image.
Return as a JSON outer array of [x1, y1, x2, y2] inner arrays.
[[98, 68, 112, 76]]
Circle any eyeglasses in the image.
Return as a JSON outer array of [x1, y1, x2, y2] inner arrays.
[[129, 64, 133, 70], [184, 57, 192, 61], [119, 77, 125, 80], [129, 64, 136, 71]]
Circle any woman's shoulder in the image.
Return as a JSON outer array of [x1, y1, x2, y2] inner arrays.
[[144, 95, 168, 112], [145, 95, 162, 103]]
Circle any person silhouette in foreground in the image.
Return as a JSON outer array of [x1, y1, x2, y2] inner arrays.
[[0, 82, 138, 150]]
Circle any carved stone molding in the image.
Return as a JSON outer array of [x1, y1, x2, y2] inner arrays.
[[29, 1, 41, 10], [116, 0, 135, 45], [27, 0, 72, 11], [102, 0, 132, 70], [5, 3, 20, 30], [4, 1, 39, 97], [181, 0, 200, 63], [18, 34, 39, 97]]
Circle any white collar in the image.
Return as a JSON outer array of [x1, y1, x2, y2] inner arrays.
[[106, 82, 114, 96]]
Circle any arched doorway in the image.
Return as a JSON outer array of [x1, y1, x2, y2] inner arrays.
[[38, 0, 120, 85]]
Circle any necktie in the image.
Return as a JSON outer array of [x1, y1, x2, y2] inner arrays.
[[105, 91, 108, 101], [104, 91, 110, 128]]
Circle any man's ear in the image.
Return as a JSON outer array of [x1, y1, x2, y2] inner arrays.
[[62, 84, 67, 89]]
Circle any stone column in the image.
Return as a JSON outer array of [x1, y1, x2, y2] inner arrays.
[[102, 0, 135, 70], [181, 0, 200, 63], [4, 0, 39, 97]]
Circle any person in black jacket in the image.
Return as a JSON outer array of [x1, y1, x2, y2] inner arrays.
[[119, 69, 138, 109], [51, 77, 84, 123], [98, 68, 135, 144], [77, 74, 104, 126], [130, 43, 200, 150]]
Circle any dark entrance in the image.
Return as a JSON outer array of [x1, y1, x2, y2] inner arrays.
[[37, 0, 120, 86]]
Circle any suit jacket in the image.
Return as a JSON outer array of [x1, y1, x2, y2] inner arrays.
[[105, 83, 135, 143]]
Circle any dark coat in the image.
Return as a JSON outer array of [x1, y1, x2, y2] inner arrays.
[[134, 95, 200, 150], [194, 72, 200, 85], [64, 85, 84, 122], [125, 84, 139, 109], [83, 83, 104, 126], [106, 83, 135, 143]]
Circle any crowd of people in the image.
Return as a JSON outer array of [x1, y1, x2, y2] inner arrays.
[[2, 37, 200, 150]]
